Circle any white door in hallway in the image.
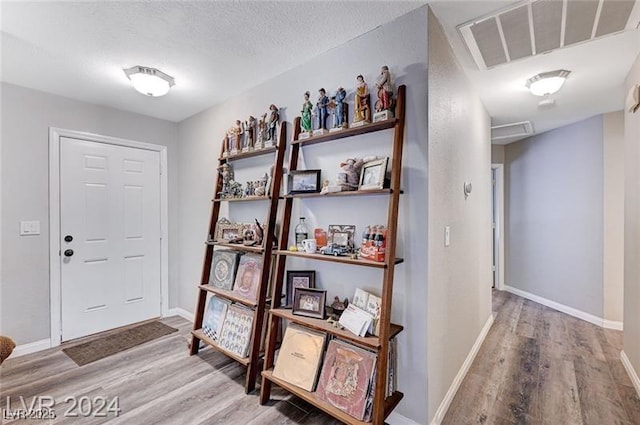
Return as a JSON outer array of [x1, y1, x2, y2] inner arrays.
[[60, 137, 161, 341]]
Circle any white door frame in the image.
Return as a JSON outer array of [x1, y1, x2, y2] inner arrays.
[[49, 127, 169, 347], [491, 163, 505, 290]]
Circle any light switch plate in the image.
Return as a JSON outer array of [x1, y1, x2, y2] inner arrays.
[[20, 220, 40, 235], [445, 226, 450, 247]]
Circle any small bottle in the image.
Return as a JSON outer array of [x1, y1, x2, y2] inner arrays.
[[374, 226, 385, 247], [295, 217, 309, 251]]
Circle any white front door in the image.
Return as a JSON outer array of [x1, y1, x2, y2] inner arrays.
[[60, 137, 161, 341]]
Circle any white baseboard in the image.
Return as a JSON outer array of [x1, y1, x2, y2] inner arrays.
[[387, 412, 420, 425], [166, 307, 194, 322], [12, 338, 51, 358], [621, 350, 640, 397], [429, 313, 495, 425], [503, 285, 623, 330]]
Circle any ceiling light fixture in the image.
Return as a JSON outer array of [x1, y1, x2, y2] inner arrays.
[[526, 70, 571, 97], [124, 66, 175, 97]]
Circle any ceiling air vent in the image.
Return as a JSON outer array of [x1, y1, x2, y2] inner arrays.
[[458, 0, 640, 70], [491, 121, 534, 141]]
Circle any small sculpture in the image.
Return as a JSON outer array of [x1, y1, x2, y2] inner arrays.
[[254, 173, 269, 197], [333, 87, 347, 129], [245, 181, 253, 197], [222, 134, 230, 157], [254, 219, 264, 244], [374, 65, 394, 122], [244, 116, 256, 150], [218, 163, 234, 197], [300, 91, 313, 134], [257, 114, 266, 149], [233, 120, 243, 151], [315, 88, 330, 132], [327, 296, 349, 320], [353, 75, 371, 125], [267, 104, 279, 143]]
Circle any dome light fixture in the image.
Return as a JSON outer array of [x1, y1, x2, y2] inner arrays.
[[124, 66, 175, 97], [526, 70, 570, 97]]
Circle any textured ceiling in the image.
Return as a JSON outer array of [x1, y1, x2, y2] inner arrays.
[[430, 0, 640, 144], [0, 1, 425, 122]]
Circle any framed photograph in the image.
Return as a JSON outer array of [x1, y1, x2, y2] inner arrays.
[[293, 287, 326, 319], [286, 270, 316, 307], [328, 224, 356, 248], [214, 221, 245, 242], [288, 169, 321, 194], [359, 157, 389, 190]]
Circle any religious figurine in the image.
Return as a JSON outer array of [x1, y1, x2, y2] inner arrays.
[[243, 116, 256, 151], [330, 87, 347, 131], [222, 134, 230, 157], [266, 104, 279, 145], [315, 88, 330, 134], [227, 126, 238, 155], [218, 163, 234, 197], [233, 120, 243, 152], [300, 91, 313, 137], [257, 114, 266, 149], [245, 181, 253, 197], [254, 173, 269, 197], [373, 65, 394, 122], [353, 75, 371, 126]]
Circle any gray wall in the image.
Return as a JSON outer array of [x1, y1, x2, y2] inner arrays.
[[0, 83, 179, 344], [491, 145, 505, 164], [623, 53, 640, 377], [504, 115, 605, 317], [177, 7, 429, 423], [427, 8, 493, 421]]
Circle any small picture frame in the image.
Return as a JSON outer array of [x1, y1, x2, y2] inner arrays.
[[286, 270, 316, 307], [288, 170, 321, 194], [292, 287, 326, 319], [359, 157, 389, 190], [328, 224, 356, 248], [214, 221, 245, 242]]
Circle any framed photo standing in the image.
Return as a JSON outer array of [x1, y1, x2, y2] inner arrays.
[[292, 287, 326, 319], [328, 224, 356, 249], [359, 157, 388, 190], [285, 270, 316, 307], [288, 169, 321, 194]]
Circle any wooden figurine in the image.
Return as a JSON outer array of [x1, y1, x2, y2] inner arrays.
[[234, 120, 243, 151]]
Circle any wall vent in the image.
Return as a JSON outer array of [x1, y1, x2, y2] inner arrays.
[[459, 0, 640, 70], [491, 121, 534, 140]]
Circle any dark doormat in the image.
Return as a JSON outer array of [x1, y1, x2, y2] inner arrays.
[[63, 321, 178, 366]]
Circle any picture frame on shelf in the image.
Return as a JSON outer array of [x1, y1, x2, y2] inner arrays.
[[359, 157, 388, 190], [288, 169, 321, 194], [328, 224, 356, 248], [292, 287, 326, 319], [285, 270, 316, 308], [214, 222, 245, 242]]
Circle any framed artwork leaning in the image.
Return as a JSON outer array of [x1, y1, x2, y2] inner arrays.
[[232, 253, 263, 302], [285, 270, 316, 308], [292, 287, 326, 319], [359, 157, 388, 190], [209, 250, 243, 290]]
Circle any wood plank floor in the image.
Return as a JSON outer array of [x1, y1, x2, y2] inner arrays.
[[0, 317, 341, 425], [442, 290, 640, 425], [2, 291, 639, 424]]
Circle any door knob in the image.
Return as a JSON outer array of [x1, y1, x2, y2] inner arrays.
[[64, 249, 74, 257], [64, 235, 73, 242]]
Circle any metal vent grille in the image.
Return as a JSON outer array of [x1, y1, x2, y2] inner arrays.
[[491, 121, 534, 140], [459, 0, 639, 70]]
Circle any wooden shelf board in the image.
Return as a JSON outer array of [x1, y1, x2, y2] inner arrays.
[[274, 250, 403, 268], [205, 240, 265, 253], [285, 188, 402, 199], [191, 329, 250, 366], [198, 285, 261, 308], [292, 119, 397, 147], [218, 146, 278, 161], [262, 370, 403, 424], [270, 308, 403, 349], [213, 196, 271, 203]]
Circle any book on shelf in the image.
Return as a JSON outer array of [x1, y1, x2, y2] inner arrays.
[[219, 304, 254, 358], [272, 324, 327, 392], [315, 339, 377, 421], [232, 253, 263, 302], [209, 250, 243, 290], [202, 296, 230, 342]]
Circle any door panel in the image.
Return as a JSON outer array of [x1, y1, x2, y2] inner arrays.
[[60, 137, 161, 341]]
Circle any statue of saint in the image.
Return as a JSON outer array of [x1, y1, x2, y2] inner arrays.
[[316, 88, 330, 130], [267, 105, 279, 141], [300, 91, 313, 133], [334, 87, 347, 128], [375, 65, 393, 111], [353, 75, 371, 124]]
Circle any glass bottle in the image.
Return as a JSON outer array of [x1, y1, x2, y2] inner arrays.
[[295, 217, 309, 251]]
